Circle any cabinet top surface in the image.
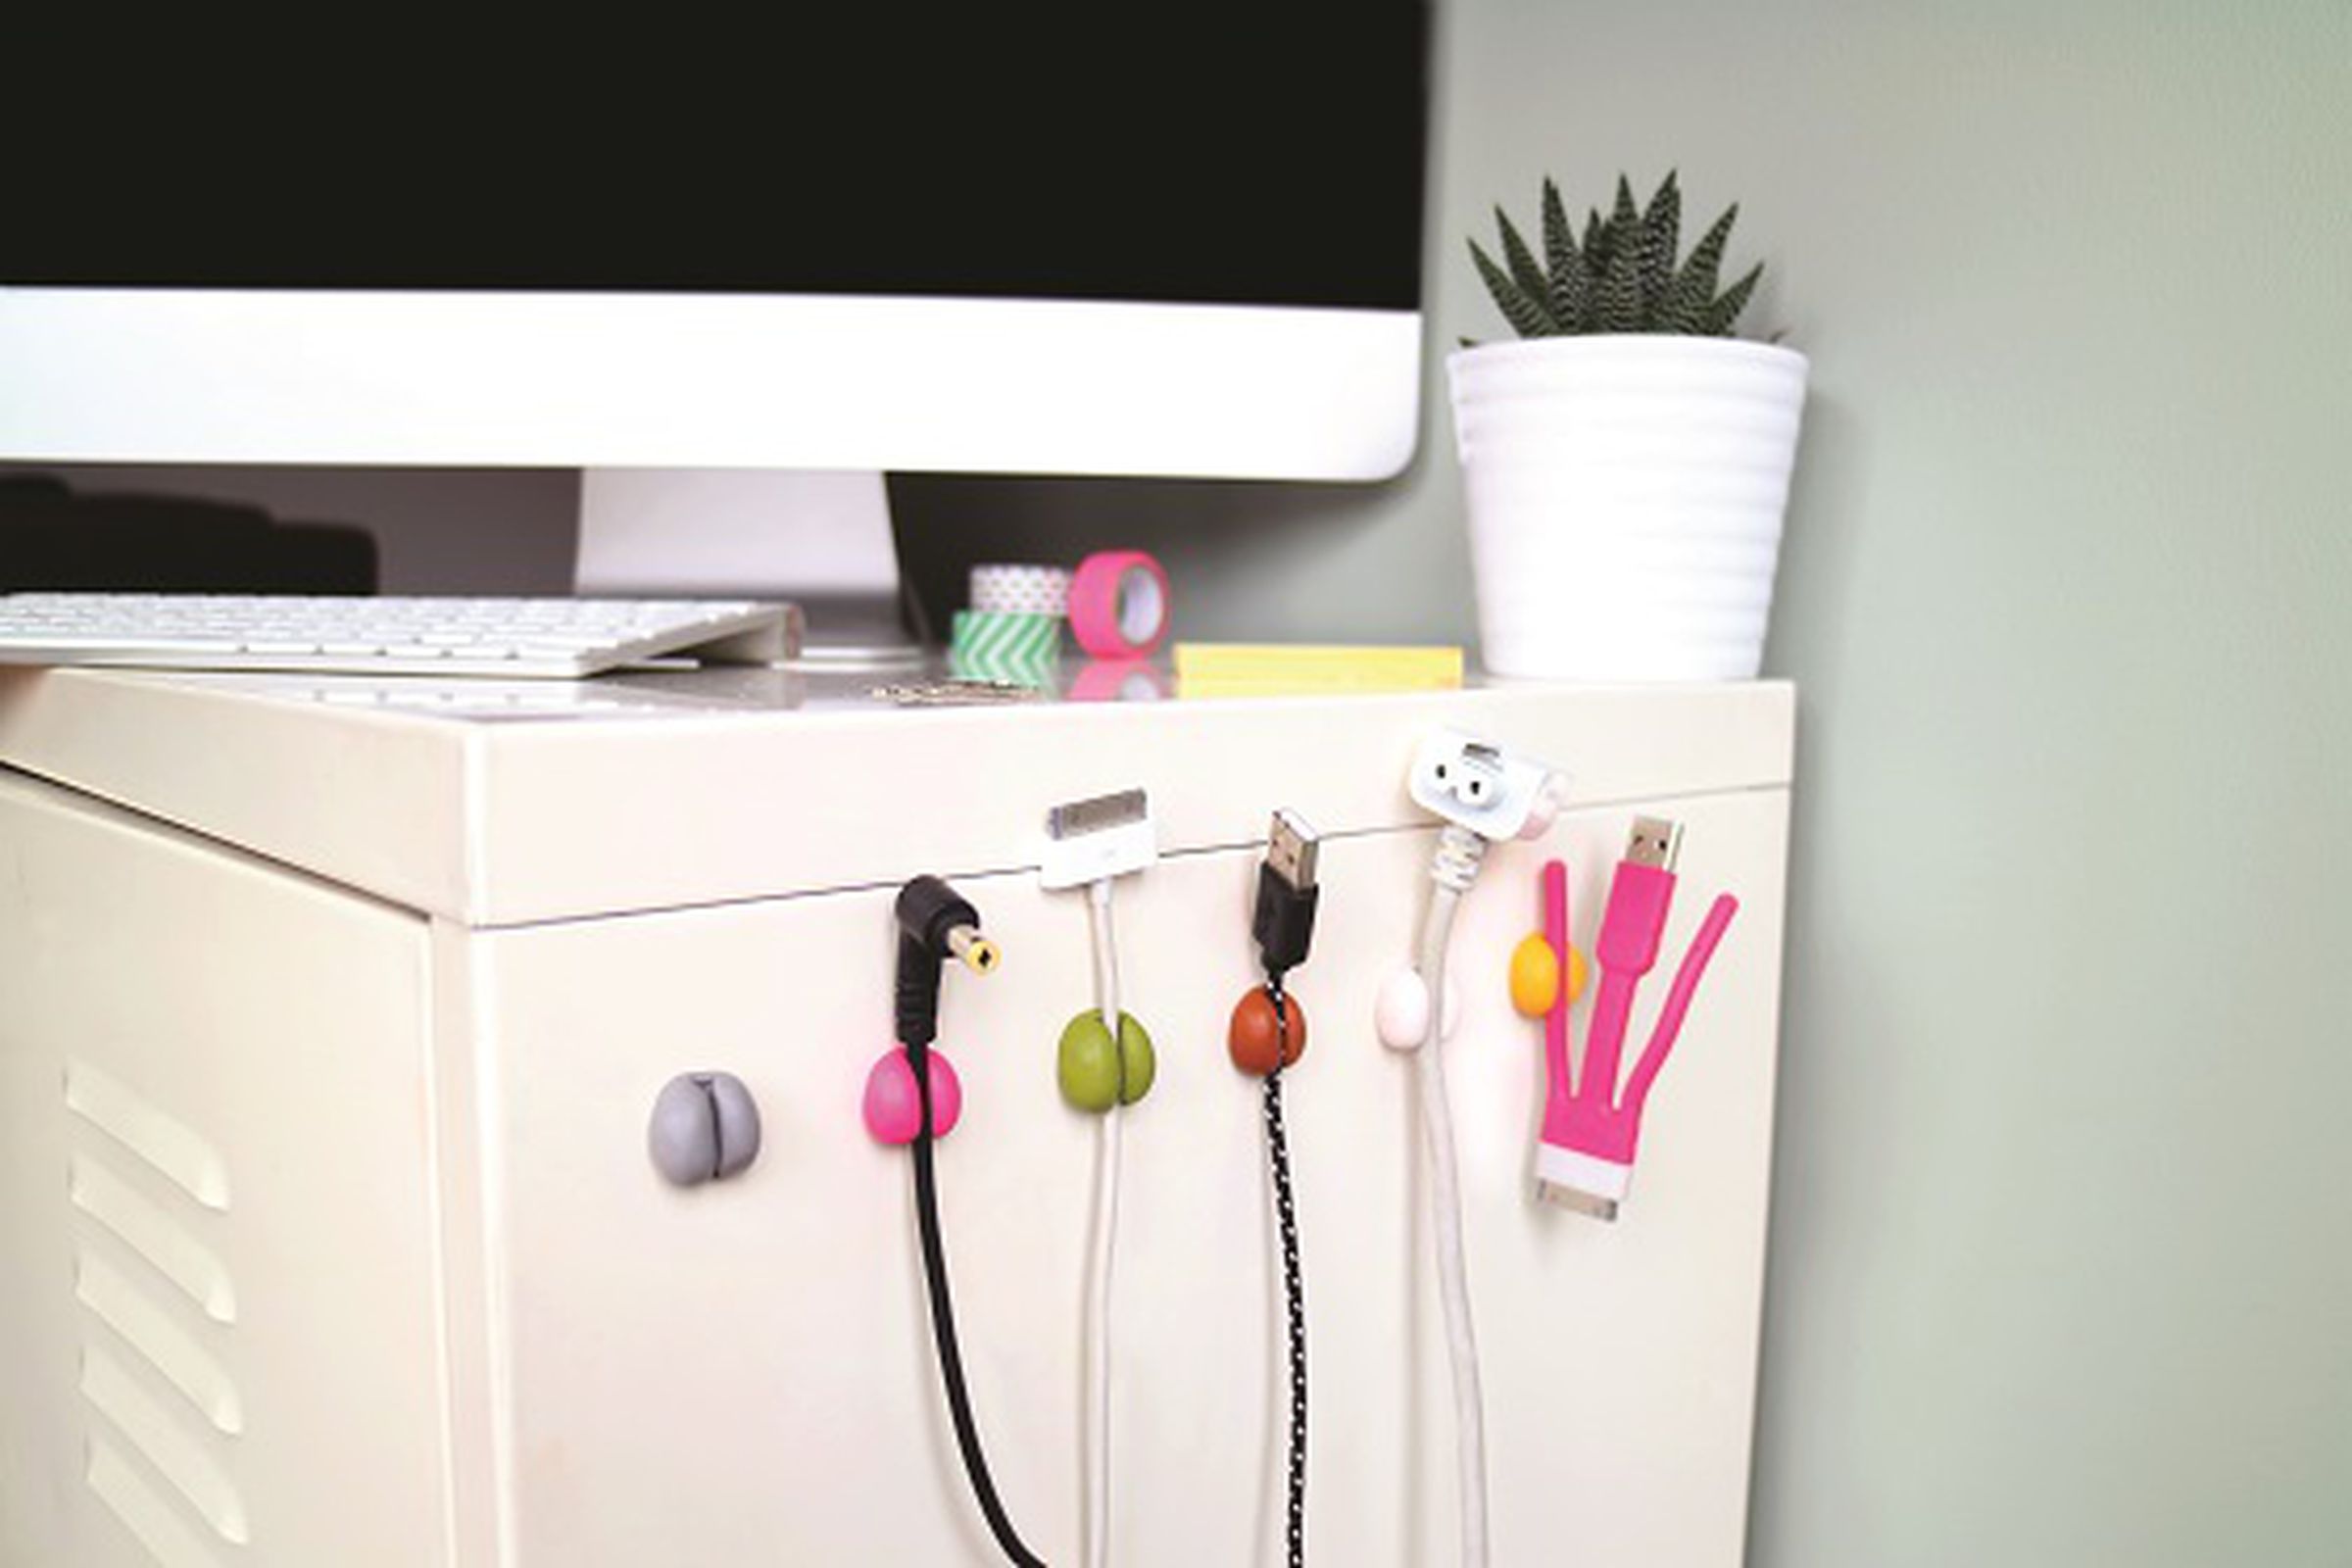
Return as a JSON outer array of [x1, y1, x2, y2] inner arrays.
[[0, 662, 1793, 925]]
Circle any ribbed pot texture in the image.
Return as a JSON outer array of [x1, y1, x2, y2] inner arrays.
[[1447, 336, 1808, 681]]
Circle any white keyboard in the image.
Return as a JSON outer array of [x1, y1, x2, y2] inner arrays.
[[0, 594, 799, 678]]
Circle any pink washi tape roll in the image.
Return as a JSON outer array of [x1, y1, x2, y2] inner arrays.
[[1068, 550, 1171, 659]]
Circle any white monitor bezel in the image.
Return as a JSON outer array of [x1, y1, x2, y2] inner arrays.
[[0, 289, 1422, 480]]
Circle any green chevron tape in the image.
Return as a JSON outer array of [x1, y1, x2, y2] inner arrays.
[[951, 610, 1061, 667]]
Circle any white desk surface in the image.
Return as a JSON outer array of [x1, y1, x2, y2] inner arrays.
[[0, 661, 1792, 926]]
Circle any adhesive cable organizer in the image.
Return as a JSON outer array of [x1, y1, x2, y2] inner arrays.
[[1529, 818, 1739, 1221]]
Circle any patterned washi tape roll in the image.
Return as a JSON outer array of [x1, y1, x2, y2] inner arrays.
[[950, 615, 1058, 690], [951, 609, 1062, 667], [968, 564, 1074, 617]]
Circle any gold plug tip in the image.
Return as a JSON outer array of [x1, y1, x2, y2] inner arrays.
[[947, 926, 999, 974]]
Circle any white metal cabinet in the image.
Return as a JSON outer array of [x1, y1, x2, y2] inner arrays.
[[0, 666, 1791, 1567], [0, 777, 448, 1568]]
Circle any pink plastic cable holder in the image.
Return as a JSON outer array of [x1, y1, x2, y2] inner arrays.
[[863, 1044, 963, 1145], [1535, 858, 1737, 1211]]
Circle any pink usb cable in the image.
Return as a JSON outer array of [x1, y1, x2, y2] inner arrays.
[[1537, 817, 1738, 1219]]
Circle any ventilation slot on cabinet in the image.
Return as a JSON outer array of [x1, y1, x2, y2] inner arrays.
[[75, 1250, 245, 1437], [86, 1436, 232, 1568], [79, 1347, 251, 1550], [61, 1059, 249, 1561], [66, 1157, 238, 1326], [64, 1059, 232, 1211]]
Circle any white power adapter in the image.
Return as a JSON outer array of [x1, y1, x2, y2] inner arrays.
[[1407, 727, 1564, 843]]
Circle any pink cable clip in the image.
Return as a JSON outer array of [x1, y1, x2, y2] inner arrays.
[[1535, 849, 1737, 1220]]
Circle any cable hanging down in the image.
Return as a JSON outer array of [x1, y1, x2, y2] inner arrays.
[[1082, 879, 1125, 1568], [1263, 1005, 1308, 1568], [883, 875, 1048, 1568], [1234, 808, 1323, 1568], [910, 1069, 1047, 1568], [1418, 824, 1493, 1568], [1040, 786, 1160, 1568]]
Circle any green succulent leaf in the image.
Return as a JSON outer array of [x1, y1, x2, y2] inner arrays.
[[1469, 238, 1559, 339], [1541, 179, 1577, 273], [1540, 178, 1588, 331], [1655, 203, 1740, 333], [1611, 174, 1641, 236], [1640, 171, 1681, 318], [1653, 287, 1707, 336], [1469, 173, 1775, 341], [1597, 223, 1645, 333], [1494, 206, 1550, 313], [1702, 261, 1764, 335]]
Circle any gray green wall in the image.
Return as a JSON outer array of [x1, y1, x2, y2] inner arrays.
[[1437, 5, 2352, 1564], [11, 5, 2351, 1560]]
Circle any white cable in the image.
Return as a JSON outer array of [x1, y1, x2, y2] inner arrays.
[[1418, 826, 1490, 1567], [1084, 877, 1122, 1568]]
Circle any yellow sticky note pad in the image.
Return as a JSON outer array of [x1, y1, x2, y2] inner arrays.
[[1173, 643, 1465, 698]]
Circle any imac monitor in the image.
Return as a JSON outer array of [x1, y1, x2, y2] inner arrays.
[[0, 14, 1433, 651]]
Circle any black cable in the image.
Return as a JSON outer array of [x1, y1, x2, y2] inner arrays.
[[909, 1044, 1049, 1568], [1248, 815, 1317, 1568], [1262, 997, 1307, 1568]]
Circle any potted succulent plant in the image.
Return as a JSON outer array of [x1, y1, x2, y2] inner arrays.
[[1451, 172, 1807, 680]]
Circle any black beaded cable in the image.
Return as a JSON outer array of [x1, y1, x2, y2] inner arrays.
[[1265, 987, 1308, 1568]]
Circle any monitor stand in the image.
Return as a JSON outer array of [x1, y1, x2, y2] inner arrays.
[[574, 468, 923, 665]]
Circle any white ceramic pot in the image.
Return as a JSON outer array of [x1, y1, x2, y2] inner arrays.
[[1446, 336, 1808, 680]]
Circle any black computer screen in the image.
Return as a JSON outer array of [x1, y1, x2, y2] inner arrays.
[[6, 12, 1429, 312]]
